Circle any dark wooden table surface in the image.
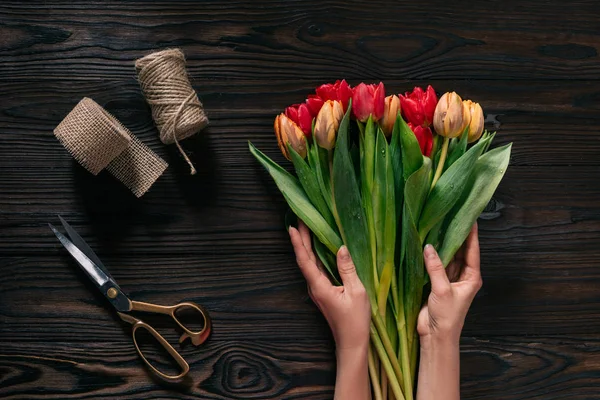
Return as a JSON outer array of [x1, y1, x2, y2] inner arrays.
[[1, 1, 599, 399]]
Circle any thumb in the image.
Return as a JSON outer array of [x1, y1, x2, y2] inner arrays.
[[424, 244, 451, 296], [337, 246, 362, 290]]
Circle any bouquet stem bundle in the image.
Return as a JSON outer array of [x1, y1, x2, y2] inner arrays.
[[249, 82, 511, 399]]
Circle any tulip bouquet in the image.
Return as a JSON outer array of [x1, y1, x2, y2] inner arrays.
[[249, 80, 511, 400]]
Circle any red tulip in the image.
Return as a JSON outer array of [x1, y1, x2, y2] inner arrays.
[[316, 79, 353, 111], [408, 122, 433, 157], [400, 85, 438, 127], [306, 94, 325, 117], [352, 82, 385, 123], [285, 103, 313, 136]]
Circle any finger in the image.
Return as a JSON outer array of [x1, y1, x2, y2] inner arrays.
[[423, 244, 451, 296], [298, 220, 316, 263], [460, 223, 481, 284], [289, 227, 328, 290], [336, 246, 363, 291]]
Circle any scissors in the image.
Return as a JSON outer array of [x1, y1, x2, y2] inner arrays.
[[49, 216, 211, 381]]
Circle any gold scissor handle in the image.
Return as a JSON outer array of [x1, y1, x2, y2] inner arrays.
[[129, 300, 212, 346], [117, 312, 190, 381]]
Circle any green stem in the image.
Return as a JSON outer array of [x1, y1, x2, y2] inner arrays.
[[381, 365, 388, 400], [398, 321, 414, 400], [377, 261, 394, 315], [430, 136, 449, 190], [391, 267, 400, 315], [372, 312, 404, 390], [369, 344, 383, 400], [410, 331, 418, 386], [371, 325, 405, 400]]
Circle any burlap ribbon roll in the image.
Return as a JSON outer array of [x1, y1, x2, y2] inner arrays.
[[135, 49, 209, 175], [54, 98, 168, 197]]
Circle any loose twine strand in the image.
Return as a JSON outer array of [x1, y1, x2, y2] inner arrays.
[[135, 49, 208, 175]]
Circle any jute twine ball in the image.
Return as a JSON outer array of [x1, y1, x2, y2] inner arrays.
[[135, 49, 208, 175]]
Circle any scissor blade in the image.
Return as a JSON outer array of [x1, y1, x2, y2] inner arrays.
[[49, 223, 111, 287], [57, 215, 115, 281]]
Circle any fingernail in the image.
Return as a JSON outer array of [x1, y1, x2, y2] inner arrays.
[[424, 244, 436, 259], [339, 245, 350, 260]]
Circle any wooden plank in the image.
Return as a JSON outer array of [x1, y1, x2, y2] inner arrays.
[[0, 340, 336, 400], [0, 1, 599, 81], [0, 165, 598, 255], [0, 79, 599, 166], [1, 336, 599, 399], [1, 249, 600, 342]]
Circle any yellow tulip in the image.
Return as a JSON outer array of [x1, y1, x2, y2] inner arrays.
[[433, 92, 468, 138], [463, 100, 484, 143], [274, 113, 307, 160], [380, 95, 401, 137], [314, 100, 344, 150]]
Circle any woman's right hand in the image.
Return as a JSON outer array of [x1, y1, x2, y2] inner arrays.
[[417, 223, 482, 345]]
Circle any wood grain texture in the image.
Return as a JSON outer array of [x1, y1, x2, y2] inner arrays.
[[2, 336, 600, 399], [0, 1, 599, 81], [0, 166, 598, 256], [1, 250, 600, 342], [1, 79, 600, 166], [1, 0, 599, 398]]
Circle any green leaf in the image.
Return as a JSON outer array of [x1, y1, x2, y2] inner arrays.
[[402, 201, 425, 334], [389, 113, 404, 215], [417, 137, 490, 241], [374, 128, 397, 313], [249, 142, 343, 253], [438, 143, 512, 266], [373, 129, 388, 274], [400, 158, 432, 279], [332, 106, 376, 302], [289, 144, 337, 230], [399, 116, 423, 181], [309, 144, 334, 214], [404, 157, 432, 222], [361, 117, 378, 283], [445, 126, 469, 171], [313, 236, 341, 286], [431, 134, 442, 172]]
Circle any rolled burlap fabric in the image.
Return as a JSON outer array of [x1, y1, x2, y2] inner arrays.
[[54, 98, 168, 197], [54, 98, 131, 175]]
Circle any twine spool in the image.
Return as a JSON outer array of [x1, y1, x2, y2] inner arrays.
[[135, 49, 209, 175]]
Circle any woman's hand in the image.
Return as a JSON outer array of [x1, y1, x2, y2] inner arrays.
[[416, 223, 481, 400], [417, 223, 482, 344], [289, 221, 371, 351], [289, 221, 371, 400]]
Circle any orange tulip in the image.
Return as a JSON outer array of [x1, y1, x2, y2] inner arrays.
[[314, 100, 344, 150], [433, 92, 469, 138], [380, 95, 401, 137], [463, 100, 484, 143], [274, 113, 307, 160]]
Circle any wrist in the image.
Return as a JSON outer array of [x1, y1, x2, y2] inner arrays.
[[419, 331, 460, 354], [336, 341, 368, 363]]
